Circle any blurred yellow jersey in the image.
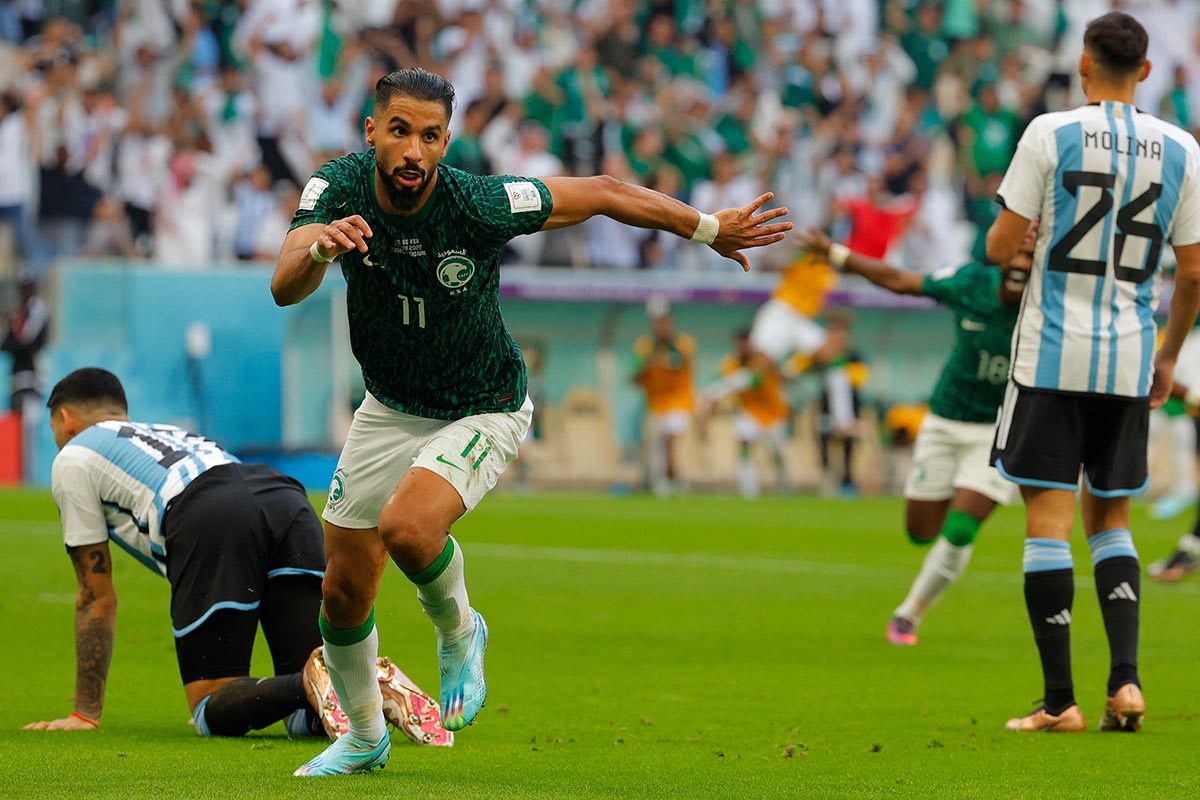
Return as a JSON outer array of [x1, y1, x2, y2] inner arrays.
[[634, 333, 696, 414], [884, 403, 928, 445], [773, 254, 837, 318], [720, 355, 789, 426]]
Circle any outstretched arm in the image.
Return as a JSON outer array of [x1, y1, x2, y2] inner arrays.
[[24, 543, 117, 730], [794, 227, 924, 295], [539, 176, 792, 271]]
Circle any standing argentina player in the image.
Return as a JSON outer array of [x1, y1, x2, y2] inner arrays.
[[986, 12, 1200, 733]]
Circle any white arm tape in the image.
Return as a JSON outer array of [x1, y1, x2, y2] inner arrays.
[[690, 212, 720, 245], [309, 240, 334, 263], [828, 243, 851, 270]]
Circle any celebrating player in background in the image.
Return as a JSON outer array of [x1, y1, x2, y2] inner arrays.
[[23, 368, 447, 747], [986, 12, 1200, 733], [798, 225, 1032, 643], [632, 313, 696, 497], [749, 248, 837, 369], [271, 67, 792, 776], [699, 328, 791, 499]]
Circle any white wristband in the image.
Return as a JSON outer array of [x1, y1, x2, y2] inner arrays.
[[309, 240, 334, 263], [690, 212, 720, 245], [828, 242, 851, 270]]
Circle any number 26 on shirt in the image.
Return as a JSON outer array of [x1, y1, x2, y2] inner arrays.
[[1048, 170, 1163, 283]]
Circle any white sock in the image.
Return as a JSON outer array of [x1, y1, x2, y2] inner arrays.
[[417, 537, 473, 644], [322, 626, 386, 742], [737, 458, 760, 499], [894, 538, 974, 625]]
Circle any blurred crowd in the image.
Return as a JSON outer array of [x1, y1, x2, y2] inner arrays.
[[1, 0, 1199, 278]]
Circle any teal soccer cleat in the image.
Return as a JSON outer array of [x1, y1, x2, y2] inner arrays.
[[439, 609, 488, 731], [293, 733, 390, 777]]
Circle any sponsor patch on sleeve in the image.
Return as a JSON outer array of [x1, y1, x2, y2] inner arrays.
[[931, 264, 961, 282], [299, 177, 330, 211], [504, 181, 542, 213]]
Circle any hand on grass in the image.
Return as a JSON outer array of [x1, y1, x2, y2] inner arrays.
[[23, 714, 98, 731]]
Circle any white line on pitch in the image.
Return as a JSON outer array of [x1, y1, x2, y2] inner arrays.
[[6, 520, 1198, 596]]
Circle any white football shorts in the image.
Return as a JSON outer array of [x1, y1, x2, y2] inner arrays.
[[904, 413, 1016, 505], [322, 391, 533, 528], [733, 412, 788, 446], [646, 409, 691, 438], [749, 298, 827, 364]]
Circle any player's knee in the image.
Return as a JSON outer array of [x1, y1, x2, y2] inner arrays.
[[906, 528, 937, 546], [941, 510, 982, 547], [378, 512, 438, 562], [321, 570, 371, 620]]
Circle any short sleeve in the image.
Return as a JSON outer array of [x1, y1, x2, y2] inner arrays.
[[51, 448, 109, 549], [1170, 143, 1200, 246], [995, 117, 1052, 221], [290, 159, 349, 231], [677, 334, 697, 359], [921, 262, 986, 313], [468, 174, 554, 248]]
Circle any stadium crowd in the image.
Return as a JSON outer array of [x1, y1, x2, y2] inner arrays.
[[1, 0, 1197, 278]]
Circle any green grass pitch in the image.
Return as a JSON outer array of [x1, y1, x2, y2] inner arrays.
[[3, 488, 1200, 799]]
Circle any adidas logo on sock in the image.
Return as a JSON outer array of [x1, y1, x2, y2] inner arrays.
[[1045, 609, 1072, 625], [1107, 581, 1138, 602]]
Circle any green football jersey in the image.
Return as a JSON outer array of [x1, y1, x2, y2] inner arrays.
[[290, 151, 553, 419], [920, 262, 1019, 424]]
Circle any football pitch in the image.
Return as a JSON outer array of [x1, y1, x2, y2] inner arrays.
[[3, 489, 1200, 799]]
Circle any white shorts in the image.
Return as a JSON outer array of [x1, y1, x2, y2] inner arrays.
[[904, 413, 1016, 505], [322, 391, 534, 528], [647, 410, 691, 438], [734, 412, 788, 446], [749, 298, 827, 364]]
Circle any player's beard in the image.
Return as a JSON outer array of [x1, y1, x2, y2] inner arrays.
[[375, 158, 432, 212]]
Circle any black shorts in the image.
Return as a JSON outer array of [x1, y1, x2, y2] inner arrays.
[[163, 463, 325, 678], [991, 382, 1149, 496]]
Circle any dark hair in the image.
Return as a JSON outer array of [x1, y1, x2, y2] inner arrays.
[[1084, 12, 1148, 76], [47, 368, 128, 413], [374, 68, 456, 122]]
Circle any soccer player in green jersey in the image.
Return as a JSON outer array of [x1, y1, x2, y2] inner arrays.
[[796, 225, 1035, 645], [271, 67, 792, 777]]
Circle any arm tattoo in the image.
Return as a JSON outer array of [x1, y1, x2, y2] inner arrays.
[[74, 608, 114, 720], [67, 545, 115, 720]]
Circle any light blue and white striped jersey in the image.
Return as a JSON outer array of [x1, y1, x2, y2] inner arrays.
[[996, 101, 1200, 397], [51, 421, 239, 577]]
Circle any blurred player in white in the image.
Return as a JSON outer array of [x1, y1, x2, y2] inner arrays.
[[749, 248, 836, 365], [986, 11, 1200, 734]]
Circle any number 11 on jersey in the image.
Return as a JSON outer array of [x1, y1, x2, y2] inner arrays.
[[397, 294, 426, 328]]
